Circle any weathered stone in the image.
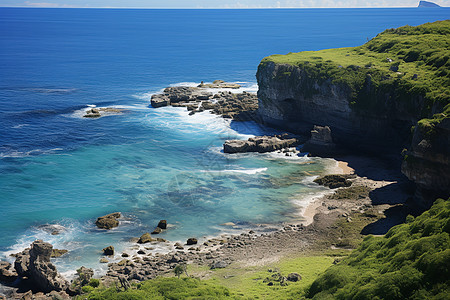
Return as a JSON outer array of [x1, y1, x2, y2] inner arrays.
[[210, 261, 228, 269], [151, 227, 162, 234], [68, 266, 94, 295], [138, 233, 154, 244], [314, 174, 353, 189], [157, 220, 167, 229], [186, 238, 198, 245], [51, 249, 68, 258], [14, 240, 69, 293], [102, 246, 114, 256], [224, 134, 299, 154], [95, 212, 121, 230], [0, 260, 18, 282], [287, 272, 302, 282]]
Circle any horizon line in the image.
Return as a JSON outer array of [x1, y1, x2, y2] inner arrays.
[[0, 6, 447, 9]]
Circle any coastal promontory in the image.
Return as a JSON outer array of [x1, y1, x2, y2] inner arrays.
[[257, 20, 450, 203]]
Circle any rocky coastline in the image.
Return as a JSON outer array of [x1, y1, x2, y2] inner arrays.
[[0, 78, 443, 299], [150, 82, 258, 120]]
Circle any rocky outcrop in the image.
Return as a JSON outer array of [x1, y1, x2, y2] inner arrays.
[[0, 261, 18, 282], [157, 220, 167, 230], [198, 80, 240, 89], [83, 107, 124, 118], [150, 85, 258, 120], [186, 238, 198, 245], [401, 119, 450, 202], [50, 249, 68, 258], [303, 125, 337, 156], [137, 233, 154, 244], [95, 212, 121, 230], [314, 174, 355, 189], [68, 266, 94, 295], [14, 240, 69, 293], [102, 246, 114, 256], [224, 134, 300, 154]]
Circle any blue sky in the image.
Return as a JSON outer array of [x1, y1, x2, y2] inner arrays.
[[0, 0, 448, 8]]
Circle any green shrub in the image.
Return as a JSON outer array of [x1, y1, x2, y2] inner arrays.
[[306, 198, 450, 299]]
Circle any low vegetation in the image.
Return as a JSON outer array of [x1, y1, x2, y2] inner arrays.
[[306, 198, 450, 299], [78, 277, 232, 300]]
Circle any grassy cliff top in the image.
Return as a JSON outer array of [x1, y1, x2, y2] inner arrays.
[[261, 20, 450, 118]]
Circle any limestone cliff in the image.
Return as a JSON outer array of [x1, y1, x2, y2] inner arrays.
[[256, 20, 450, 197]]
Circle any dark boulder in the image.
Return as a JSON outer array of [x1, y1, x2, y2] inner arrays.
[[157, 220, 167, 229], [287, 272, 302, 282], [95, 212, 121, 230], [186, 238, 198, 245], [102, 246, 114, 256]]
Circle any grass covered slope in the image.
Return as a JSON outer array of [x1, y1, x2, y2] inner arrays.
[[261, 20, 450, 122], [79, 277, 232, 300], [306, 198, 450, 300]]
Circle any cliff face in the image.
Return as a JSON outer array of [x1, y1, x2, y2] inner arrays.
[[402, 116, 450, 199], [256, 21, 450, 197], [257, 61, 421, 153]]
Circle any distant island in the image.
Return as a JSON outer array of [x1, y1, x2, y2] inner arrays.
[[418, 1, 441, 7]]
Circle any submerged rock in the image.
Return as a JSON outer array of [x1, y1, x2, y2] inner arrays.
[[95, 212, 121, 230], [83, 107, 124, 118], [151, 227, 162, 234], [51, 249, 68, 258]]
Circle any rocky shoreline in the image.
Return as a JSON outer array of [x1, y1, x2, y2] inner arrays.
[[0, 81, 416, 299], [150, 81, 258, 120], [0, 153, 413, 299]]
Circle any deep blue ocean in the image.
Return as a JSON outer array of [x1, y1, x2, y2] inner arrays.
[[0, 7, 448, 278]]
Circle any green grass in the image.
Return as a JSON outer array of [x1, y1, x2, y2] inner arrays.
[[194, 255, 335, 299], [259, 20, 450, 129], [78, 277, 233, 300], [79, 255, 336, 300], [306, 198, 450, 299]]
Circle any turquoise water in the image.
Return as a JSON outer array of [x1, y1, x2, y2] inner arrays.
[[1, 7, 448, 276]]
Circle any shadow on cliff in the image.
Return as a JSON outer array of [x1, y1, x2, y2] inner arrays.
[[361, 181, 424, 235], [336, 154, 408, 182]]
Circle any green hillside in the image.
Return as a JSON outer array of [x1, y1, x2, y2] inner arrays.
[[307, 198, 450, 300]]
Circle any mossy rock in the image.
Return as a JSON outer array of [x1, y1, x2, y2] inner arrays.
[[314, 174, 354, 189]]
